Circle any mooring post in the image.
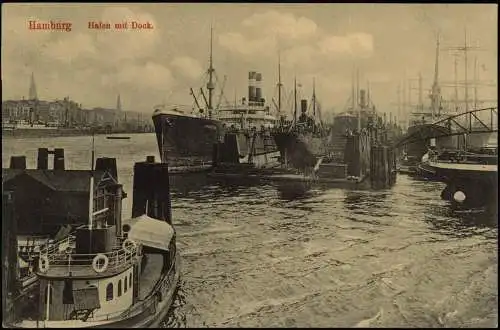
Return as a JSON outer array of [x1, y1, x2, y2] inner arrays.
[[37, 148, 49, 170], [132, 156, 172, 224], [132, 162, 149, 218], [53, 148, 65, 170]]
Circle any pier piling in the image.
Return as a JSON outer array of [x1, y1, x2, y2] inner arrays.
[[370, 145, 396, 189], [37, 148, 49, 170], [132, 156, 172, 224], [53, 148, 65, 170]]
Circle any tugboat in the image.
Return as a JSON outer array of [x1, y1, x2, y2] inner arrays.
[[3, 154, 180, 328]]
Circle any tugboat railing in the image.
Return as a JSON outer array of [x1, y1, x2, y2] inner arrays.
[[38, 236, 141, 275]]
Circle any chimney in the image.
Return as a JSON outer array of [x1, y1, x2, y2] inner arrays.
[[9, 156, 26, 170], [301, 99, 308, 113], [255, 72, 262, 102], [37, 148, 49, 170], [54, 148, 65, 170], [248, 71, 256, 102]]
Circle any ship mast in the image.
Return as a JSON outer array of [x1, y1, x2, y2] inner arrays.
[[293, 77, 297, 125], [312, 78, 316, 118], [207, 25, 215, 119], [418, 72, 423, 111], [443, 29, 482, 112], [473, 56, 478, 109], [453, 54, 459, 112], [277, 52, 282, 115], [355, 67, 360, 131], [430, 33, 440, 121], [351, 68, 355, 111]]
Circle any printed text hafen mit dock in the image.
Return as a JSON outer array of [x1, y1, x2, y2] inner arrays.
[[88, 21, 154, 29]]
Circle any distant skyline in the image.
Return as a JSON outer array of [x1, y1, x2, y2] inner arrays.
[[2, 3, 497, 118]]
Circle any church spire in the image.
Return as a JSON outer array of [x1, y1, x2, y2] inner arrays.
[[29, 72, 38, 100], [116, 94, 122, 111]]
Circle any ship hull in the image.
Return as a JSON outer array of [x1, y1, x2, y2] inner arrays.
[[403, 123, 453, 161], [152, 112, 224, 166], [272, 130, 326, 171], [214, 129, 281, 168]]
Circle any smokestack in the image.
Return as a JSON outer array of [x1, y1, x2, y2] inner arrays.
[[9, 156, 26, 170], [301, 99, 308, 113], [255, 72, 262, 102], [248, 71, 257, 102], [359, 90, 366, 108], [37, 148, 49, 170], [54, 148, 65, 170]]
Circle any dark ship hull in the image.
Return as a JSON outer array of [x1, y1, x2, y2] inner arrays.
[[400, 123, 453, 171], [272, 129, 328, 171], [152, 109, 224, 167]]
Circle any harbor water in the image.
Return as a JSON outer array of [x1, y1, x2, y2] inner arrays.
[[3, 134, 497, 328]]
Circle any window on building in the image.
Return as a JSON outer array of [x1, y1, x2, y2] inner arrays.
[[117, 279, 122, 297], [124, 276, 128, 293], [106, 283, 113, 301], [129, 274, 132, 287]]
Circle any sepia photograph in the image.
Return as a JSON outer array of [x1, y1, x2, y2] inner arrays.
[[1, 2, 498, 328]]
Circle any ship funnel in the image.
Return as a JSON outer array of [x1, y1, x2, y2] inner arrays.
[[248, 71, 257, 102], [255, 72, 263, 103], [301, 99, 308, 113], [359, 90, 366, 108]]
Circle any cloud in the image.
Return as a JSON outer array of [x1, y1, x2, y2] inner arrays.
[[171, 56, 204, 81], [318, 33, 374, 57], [111, 62, 174, 90], [218, 10, 375, 68], [41, 33, 96, 63], [241, 10, 318, 40]]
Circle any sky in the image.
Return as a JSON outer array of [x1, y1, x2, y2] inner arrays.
[[1, 3, 497, 120]]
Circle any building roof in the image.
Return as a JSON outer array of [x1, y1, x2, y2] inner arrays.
[[2, 169, 118, 193]]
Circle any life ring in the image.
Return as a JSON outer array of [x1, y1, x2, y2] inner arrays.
[[122, 239, 137, 254], [92, 254, 109, 273], [38, 255, 49, 273]]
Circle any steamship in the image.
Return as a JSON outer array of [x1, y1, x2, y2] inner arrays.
[[153, 29, 280, 169], [3, 150, 180, 328], [272, 78, 332, 171], [152, 28, 224, 168], [213, 71, 281, 168]]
